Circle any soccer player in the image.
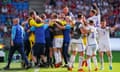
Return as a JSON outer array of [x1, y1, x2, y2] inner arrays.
[[56, 15, 72, 67], [97, 19, 117, 70], [86, 3, 100, 70], [4, 18, 31, 70], [87, 3, 100, 27], [85, 20, 98, 72], [49, 13, 64, 68], [28, 11, 44, 61], [68, 14, 85, 72]]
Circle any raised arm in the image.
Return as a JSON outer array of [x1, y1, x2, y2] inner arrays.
[[92, 3, 100, 15], [29, 19, 43, 27]]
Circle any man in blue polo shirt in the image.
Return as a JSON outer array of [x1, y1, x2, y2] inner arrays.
[[4, 18, 30, 70]]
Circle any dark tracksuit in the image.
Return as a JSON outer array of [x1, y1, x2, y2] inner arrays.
[[62, 24, 71, 65], [7, 24, 29, 67], [45, 25, 53, 65], [24, 23, 31, 56]]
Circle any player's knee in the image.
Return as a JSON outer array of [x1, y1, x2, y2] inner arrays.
[[72, 51, 77, 55], [107, 51, 112, 57]]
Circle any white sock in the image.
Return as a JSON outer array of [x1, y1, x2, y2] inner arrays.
[[54, 51, 59, 64], [87, 58, 91, 70], [68, 55, 75, 68], [99, 56, 104, 68], [108, 56, 112, 66], [58, 50, 62, 63], [92, 56, 98, 68], [78, 56, 84, 69]]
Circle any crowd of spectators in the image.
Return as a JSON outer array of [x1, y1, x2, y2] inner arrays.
[[0, 0, 120, 38], [0, 0, 29, 38], [44, 0, 120, 37]]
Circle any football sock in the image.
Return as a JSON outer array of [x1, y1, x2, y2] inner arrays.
[[78, 56, 84, 69], [54, 51, 59, 64], [87, 58, 91, 70], [92, 56, 98, 68], [108, 56, 112, 66], [68, 55, 75, 68]]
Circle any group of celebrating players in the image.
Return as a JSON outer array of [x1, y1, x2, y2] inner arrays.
[[3, 3, 116, 72]]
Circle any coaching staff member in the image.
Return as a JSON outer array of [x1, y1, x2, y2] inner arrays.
[[4, 18, 30, 70]]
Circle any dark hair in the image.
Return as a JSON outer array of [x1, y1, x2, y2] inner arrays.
[[40, 14, 46, 19], [29, 11, 35, 16], [89, 20, 94, 24], [77, 13, 83, 19], [51, 13, 58, 18], [101, 18, 106, 22]]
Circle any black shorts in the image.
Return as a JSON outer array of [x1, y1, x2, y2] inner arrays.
[[45, 38, 53, 48], [32, 43, 45, 56]]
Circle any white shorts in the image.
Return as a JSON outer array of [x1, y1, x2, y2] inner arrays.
[[53, 38, 63, 48], [98, 42, 111, 52], [71, 42, 85, 52], [86, 44, 98, 56]]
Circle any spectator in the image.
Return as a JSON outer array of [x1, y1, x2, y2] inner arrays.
[[1, 5, 8, 14]]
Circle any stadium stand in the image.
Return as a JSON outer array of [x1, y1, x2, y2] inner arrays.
[[45, 0, 120, 37], [0, 0, 120, 38], [0, 0, 29, 25], [0, 0, 29, 37], [0, 0, 29, 49]]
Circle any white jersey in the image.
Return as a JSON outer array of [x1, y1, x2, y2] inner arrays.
[[97, 27, 110, 43], [87, 14, 100, 27], [87, 26, 97, 45]]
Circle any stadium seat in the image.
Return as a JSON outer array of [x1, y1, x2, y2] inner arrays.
[[23, 2, 29, 9], [0, 15, 6, 23], [18, 2, 24, 10], [12, 2, 18, 9]]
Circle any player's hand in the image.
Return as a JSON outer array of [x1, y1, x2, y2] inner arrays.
[[83, 16, 86, 23], [93, 3, 97, 7], [27, 29, 30, 33], [35, 15, 40, 20]]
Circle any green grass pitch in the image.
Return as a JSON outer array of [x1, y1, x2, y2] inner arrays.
[[0, 51, 120, 72], [0, 63, 120, 72]]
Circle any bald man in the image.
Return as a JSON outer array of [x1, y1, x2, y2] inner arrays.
[[4, 18, 31, 70]]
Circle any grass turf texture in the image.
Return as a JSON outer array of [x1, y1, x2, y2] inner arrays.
[[0, 51, 120, 72], [0, 63, 120, 72]]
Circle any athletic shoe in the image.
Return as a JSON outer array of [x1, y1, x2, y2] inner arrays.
[[3, 66, 10, 70], [54, 63, 60, 68], [94, 67, 98, 71], [78, 69, 84, 72], [109, 65, 112, 70], [67, 67, 72, 71], [25, 64, 32, 69]]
